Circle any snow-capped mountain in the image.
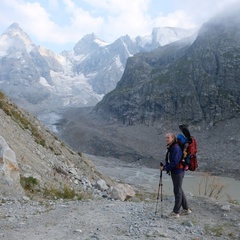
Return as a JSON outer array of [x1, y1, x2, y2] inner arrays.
[[136, 27, 196, 51], [0, 23, 197, 114]]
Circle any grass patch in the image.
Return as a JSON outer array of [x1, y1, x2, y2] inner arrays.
[[204, 224, 224, 237], [20, 176, 39, 192], [134, 191, 158, 201], [0, 91, 46, 147], [204, 224, 239, 239], [43, 185, 91, 200]]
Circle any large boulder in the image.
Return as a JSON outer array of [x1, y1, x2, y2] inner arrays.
[[0, 136, 24, 198], [110, 183, 135, 201]]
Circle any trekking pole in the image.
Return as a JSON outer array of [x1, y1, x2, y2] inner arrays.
[[160, 166, 163, 217], [155, 163, 163, 216]]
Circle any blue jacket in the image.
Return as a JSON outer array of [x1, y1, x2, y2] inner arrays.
[[164, 142, 184, 174]]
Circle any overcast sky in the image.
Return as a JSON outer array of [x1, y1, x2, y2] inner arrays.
[[0, 0, 238, 52]]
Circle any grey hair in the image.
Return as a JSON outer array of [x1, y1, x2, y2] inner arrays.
[[165, 132, 176, 141]]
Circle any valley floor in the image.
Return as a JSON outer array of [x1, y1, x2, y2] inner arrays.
[[55, 107, 240, 181]]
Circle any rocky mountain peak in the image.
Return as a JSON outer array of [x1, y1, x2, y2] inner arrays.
[[116, 34, 132, 44], [73, 33, 107, 55], [2, 22, 33, 47], [151, 27, 197, 46], [135, 27, 197, 51]]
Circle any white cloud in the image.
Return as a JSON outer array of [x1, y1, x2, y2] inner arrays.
[[48, 0, 59, 9], [59, 0, 152, 42], [0, 0, 60, 41], [175, 0, 240, 26], [94, 0, 152, 40], [83, 0, 150, 14], [152, 10, 197, 29], [61, 0, 104, 39], [0, 0, 239, 52]]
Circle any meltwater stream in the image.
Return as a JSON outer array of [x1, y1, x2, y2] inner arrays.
[[89, 154, 240, 202]]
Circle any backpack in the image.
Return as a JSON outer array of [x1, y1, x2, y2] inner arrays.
[[177, 124, 198, 171]]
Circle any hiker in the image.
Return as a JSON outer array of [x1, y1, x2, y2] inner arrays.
[[160, 132, 191, 218]]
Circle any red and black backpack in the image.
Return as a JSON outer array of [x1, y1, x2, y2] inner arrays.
[[178, 124, 198, 171]]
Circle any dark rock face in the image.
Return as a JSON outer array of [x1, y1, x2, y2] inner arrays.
[[95, 8, 240, 126]]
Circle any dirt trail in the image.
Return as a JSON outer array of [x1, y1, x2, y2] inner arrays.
[[1, 154, 240, 240]]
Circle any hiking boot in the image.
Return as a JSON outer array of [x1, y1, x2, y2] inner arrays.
[[168, 212, 180, 218], [181, 209, 192, 215]]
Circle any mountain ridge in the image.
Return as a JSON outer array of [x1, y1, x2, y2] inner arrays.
[[0, 23, 196, 115]]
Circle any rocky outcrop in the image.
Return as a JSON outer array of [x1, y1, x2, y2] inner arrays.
[[0, 136, 24, 198], [95, 178, 136, 201], [110, 183, 135, 201]]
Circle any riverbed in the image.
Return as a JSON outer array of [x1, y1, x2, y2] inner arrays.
[[87, 154, 240, 202]]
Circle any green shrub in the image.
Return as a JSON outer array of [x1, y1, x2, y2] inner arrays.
[[0, 91, 46, 147], [43, 185, 88, 200], [20, 176, 39, 192]]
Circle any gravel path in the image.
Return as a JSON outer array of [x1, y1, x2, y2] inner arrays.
[[1, 195, 240, 240], [1, 154, 240, 240]]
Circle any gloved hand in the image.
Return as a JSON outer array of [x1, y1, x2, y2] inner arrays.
[[160, 162, 164, 171], [183, 150, 187, 159]]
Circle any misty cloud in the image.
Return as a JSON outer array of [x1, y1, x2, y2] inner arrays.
[[0, 0, 239, 52]]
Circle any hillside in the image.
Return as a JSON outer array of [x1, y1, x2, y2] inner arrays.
[[0, 91, 113, 199]]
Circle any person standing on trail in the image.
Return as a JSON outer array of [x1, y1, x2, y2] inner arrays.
[[160, 132, 191, 218]]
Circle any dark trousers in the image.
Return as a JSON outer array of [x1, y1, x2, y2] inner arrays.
[[171, 171, 188, 213]]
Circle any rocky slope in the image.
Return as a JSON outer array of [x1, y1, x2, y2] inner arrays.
[[0, 92, 115, 200]]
